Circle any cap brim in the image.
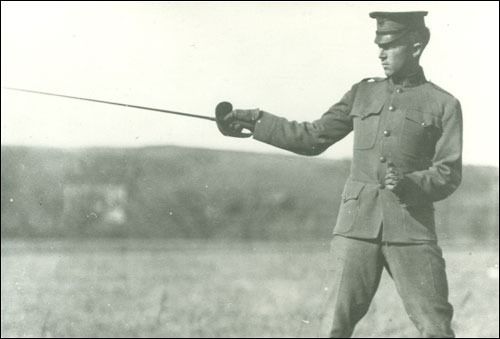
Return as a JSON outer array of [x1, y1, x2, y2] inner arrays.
[[369, 11, 428, 19], [374, 30, 407, 44]]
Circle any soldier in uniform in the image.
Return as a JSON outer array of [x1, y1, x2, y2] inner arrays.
[[220, 11, 461, 338]]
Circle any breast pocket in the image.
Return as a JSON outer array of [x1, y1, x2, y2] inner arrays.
[[400, 109, 441, 157], [350, 101, 384, 150]]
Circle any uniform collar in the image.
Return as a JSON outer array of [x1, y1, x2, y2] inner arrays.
[[389, 67, 427, 88]]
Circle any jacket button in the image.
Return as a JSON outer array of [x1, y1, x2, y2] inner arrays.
[[388, 105, 395, 111], [421, 122, 427, 127], [383, 130, 391, 137], [379, 156, 386, 163], [396, 88, 403, 93]]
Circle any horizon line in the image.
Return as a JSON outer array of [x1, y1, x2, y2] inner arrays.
[[1, 142, 498, 169]]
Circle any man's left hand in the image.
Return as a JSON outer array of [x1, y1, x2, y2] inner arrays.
[[384, 164, 404, 191]]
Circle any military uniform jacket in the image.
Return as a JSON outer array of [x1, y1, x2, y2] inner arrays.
[[252, 68, 462, 242]]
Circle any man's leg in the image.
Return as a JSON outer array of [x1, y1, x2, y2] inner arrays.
[[317, 236, 384, 338], [382, 242, 455, 338]]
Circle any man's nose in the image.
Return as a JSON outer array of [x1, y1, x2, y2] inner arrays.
[[378, 48, 387, 60]]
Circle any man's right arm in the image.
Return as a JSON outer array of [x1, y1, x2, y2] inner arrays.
[[250, 85, 357, 156]]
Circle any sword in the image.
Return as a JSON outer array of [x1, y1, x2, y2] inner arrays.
[[4, 87, 216, 121], [3, 87, 250, 137]]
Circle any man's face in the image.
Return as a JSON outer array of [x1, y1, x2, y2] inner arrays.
[[377, 39, 414, 77]]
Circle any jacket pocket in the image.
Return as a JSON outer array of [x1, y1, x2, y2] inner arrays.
[[400, 109, 441, 157], [350, 100, 385, 150], [334, 181, 365, 234]]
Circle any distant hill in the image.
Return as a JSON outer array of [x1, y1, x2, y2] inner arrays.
[[1, 145, 498, 242]]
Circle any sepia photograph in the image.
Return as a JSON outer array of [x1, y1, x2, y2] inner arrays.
[[1, 1, 498, 338]]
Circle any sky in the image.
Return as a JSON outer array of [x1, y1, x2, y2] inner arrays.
[[1, 1, 499, 166]]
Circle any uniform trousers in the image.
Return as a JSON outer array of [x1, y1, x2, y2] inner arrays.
[[317, 235, 455, 338]]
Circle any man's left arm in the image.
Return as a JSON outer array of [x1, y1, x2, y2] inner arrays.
[[393, 99, 463, 202]]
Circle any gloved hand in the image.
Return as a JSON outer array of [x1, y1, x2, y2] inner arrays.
[[216, 102, 256, 138], [384, 163, 404, 191], [223, 108, 262, 133]]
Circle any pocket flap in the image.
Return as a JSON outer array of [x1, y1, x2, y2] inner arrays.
[[405, 109, 441, 129], [405, 109, 424, 124], [341, 181, 365, 202], [350, 99, 385, 120], [423, 113, 441, 129]]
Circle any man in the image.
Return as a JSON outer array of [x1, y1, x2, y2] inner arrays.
[[220, 11, 461, 338]]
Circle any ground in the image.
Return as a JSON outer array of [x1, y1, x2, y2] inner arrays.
[[1, 239, 498, 338]]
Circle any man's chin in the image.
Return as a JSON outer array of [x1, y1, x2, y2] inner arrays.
[[383, 69, 393, 77]]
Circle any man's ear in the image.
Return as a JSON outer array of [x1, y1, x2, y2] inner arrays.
[[412, 42, 424, 59]]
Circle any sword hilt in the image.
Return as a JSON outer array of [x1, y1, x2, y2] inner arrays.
[[215, 101, 252, 138]]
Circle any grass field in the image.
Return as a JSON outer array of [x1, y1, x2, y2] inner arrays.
[[1, 239, 498, 338]]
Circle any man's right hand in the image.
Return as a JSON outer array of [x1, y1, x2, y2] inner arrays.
[[223, 109, 261, 132], [216, 108, 261, 138]]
